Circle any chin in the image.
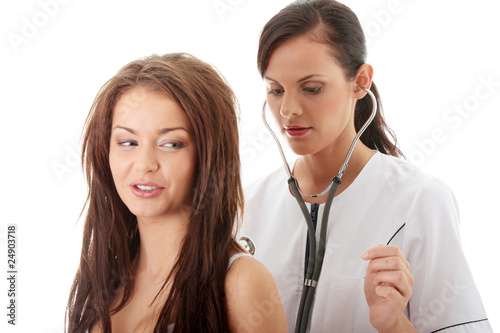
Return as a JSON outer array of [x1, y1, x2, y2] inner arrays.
[[287, 142, 315, 157], [129, 210, 158, 220], [126, 204, 163, 219], [133, 205, 193, 222]]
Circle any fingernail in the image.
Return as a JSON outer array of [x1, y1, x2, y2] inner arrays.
[[361, 251, 368, 260]]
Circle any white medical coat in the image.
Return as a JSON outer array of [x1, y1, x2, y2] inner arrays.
[[241, 152, 492, 332]]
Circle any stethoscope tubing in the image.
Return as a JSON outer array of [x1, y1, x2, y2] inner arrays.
[[292, 176, 341, 332], [262, 86, 378, 333]]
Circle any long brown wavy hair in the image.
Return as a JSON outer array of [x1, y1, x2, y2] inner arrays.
[[257, 0, 403, 157], [66, 53, 244, 332]]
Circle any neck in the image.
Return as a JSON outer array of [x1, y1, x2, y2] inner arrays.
[[294, 140, 374, 203], [134, 211, 190, 282]]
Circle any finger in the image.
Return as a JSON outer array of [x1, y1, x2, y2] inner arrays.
[[372, 271, 413, 298], [361, 245, 400, 260], [374, 284, 410, 316], [374, 284, 407, 308], [366, 257, 414, 290], [366, 256, 409, 274], [361, 245, 410, 269]]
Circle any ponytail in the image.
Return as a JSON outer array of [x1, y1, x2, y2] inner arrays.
[[356, 82, 403, 157]]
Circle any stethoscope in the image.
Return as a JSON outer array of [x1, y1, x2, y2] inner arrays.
[[241, 86, 377, 333]]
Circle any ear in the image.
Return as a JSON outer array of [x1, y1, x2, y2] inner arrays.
[[353, 63, 374, 99]]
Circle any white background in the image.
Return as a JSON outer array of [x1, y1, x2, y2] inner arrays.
[[1, 0, 499, 332]]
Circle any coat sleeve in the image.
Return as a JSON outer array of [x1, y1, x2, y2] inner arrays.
[[401, 179, 492, 333]]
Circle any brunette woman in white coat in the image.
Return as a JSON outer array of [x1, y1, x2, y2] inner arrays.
[[241, 1, 492, 332]]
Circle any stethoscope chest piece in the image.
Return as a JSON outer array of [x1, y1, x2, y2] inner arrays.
[[238, 236, 256, 255]]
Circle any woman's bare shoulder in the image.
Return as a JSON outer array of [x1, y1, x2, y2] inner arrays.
[[225, 254, 287, 333]]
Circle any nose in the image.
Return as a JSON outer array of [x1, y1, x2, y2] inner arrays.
[[279, 92, 302, 119], [135, 146, 159, 174]]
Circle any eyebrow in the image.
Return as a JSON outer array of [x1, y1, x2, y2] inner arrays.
[[264, 73, 326, 84], [112, 126, 188, 134]]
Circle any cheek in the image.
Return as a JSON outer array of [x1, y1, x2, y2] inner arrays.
[[266, 96, 281, 112], [108, 150, 127, 186], [168, 157, 197, 204], [108, 152, 118, 178], [319, 96, 350, 122], [163, 151, 197, 185]]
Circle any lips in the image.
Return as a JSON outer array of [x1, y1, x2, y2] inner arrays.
[[284, 125, 311, 137], [130, 181, 164, 198]]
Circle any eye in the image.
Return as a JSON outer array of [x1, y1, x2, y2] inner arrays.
[[161, 142, 185, 149], [267, 88, 284, 96], [303, 86, 322, 94], [118, 140, 137, 146], [266, 82, 284, 96]]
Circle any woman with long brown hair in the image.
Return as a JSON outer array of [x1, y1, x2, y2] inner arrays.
[[66, 53, 286, 333], [241, 0, 491, 332]]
